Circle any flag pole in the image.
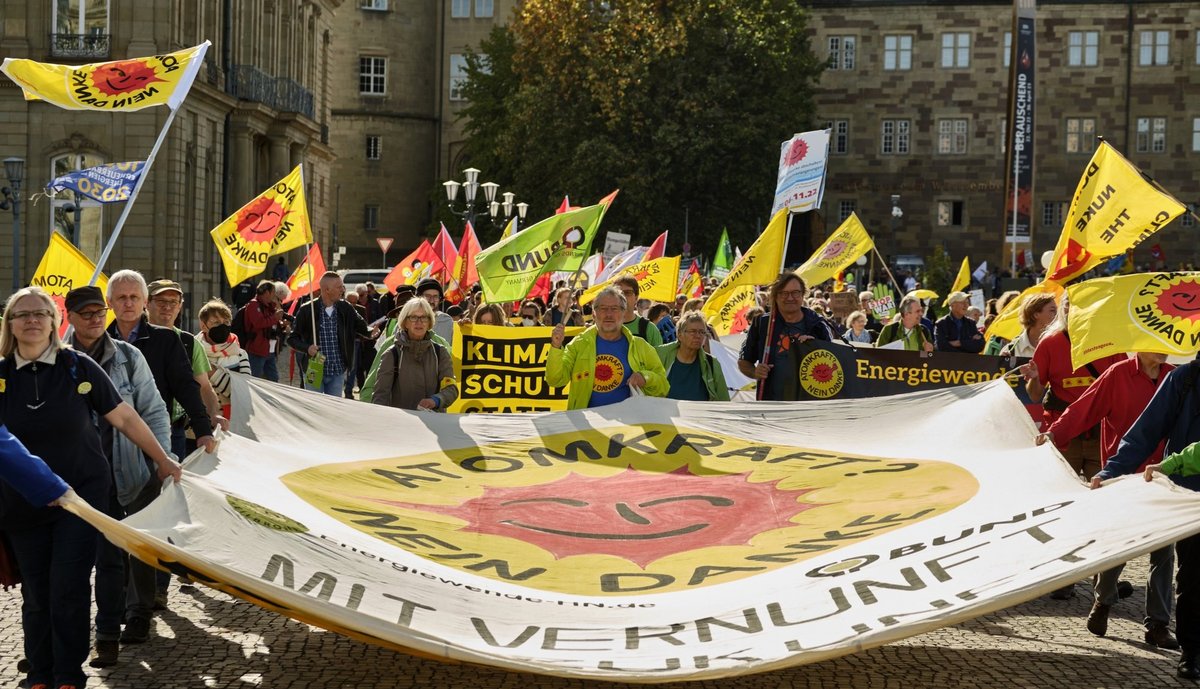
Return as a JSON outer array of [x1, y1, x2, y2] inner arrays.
[[88, 105, 181, 285], [872, 246, 905, 297], [756, 211, 795, 401]]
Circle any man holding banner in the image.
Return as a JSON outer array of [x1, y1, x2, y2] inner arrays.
[[738, 274, 834, 401]]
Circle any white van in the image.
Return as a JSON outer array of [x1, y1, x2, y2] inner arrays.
[[337, 268, 390, 295]]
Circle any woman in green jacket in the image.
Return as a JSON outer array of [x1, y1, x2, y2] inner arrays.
[[656, 312, 730, 401]]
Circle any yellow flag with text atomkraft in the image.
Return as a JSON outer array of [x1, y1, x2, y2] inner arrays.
[[30, 232, 111, 335], [1046, 141, 1185, 284], [1, 42, 209, 112], [1067, 272, 1200, 369], [211, 165, 313, 286], [795, 212, 874, 288], [579, 256, 681, 305], [701, 208, 788, 332]]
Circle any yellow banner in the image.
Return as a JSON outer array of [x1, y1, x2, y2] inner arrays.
[[704, 285, 758, 336], [1, 42, 208, 112], [983, 281, 1064, 342], [795, 212, 874, 288], [1047, 141, 1186, 284], [578, 256, 681, 305], [448, 324, 585, 413], [30, 232, 110, 335], [701, 208, 787, 329], [1067, 272, 1200, 369], [211, 165, 313, 287]]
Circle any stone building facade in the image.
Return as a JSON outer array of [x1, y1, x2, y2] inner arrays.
[[0, 0, 338, 321], [806, 0, 1200, 270]]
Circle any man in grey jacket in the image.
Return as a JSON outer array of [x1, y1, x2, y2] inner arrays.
[[65, 285, 176, 666]]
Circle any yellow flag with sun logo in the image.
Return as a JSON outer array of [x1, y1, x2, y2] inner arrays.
[[30, 232, 110, 336], [211, 165, 314, 287], [1067, 272, 1200, 369], [1, 42, 209, 112], [794, 212, 874, 288]]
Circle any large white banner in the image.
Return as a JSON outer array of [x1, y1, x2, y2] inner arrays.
[[771, 129, 831, 215], [66, 376, 1200, 682]]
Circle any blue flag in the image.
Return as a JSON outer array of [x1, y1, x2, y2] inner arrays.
[[46, 161, 145, 203]]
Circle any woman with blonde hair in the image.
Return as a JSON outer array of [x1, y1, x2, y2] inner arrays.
[[372, 297, 458, 411], [1000, 293, 1058, 358]]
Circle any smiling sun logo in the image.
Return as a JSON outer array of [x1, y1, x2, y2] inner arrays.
[[236, 196, 290, 243], [90, 60, 166, 96], [281, 425, 976, 595], [1128, 273, 1200, 351]]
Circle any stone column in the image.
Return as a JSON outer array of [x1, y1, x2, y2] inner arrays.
[[269, 135, 292, 181]]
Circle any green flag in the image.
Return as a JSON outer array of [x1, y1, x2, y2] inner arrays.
[[710, 228, 733, 279], [476, 191, 617, 303]]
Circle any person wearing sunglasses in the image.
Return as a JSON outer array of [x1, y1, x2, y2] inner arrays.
[[371, 297, 458, 411]]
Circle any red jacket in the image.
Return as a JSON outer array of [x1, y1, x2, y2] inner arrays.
[[242, 297, 283, 357], [1047, 356, 1173, 470]]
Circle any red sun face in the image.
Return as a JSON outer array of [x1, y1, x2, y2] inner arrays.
[[90, 61, 165, 97], [785, 139, 809, 166], [1157, 280, 1200, 321], [811, 362, 836, 384], [236, 197, 289, 243], [730, 304, 752, 334], [822, 240, 848, 261], [365, 467, 818, 567]]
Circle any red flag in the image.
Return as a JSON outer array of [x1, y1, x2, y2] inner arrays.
[[644, 231, 668, 261], [446, 222, 482, 303], [555, 196, 572, 214], [1150, 243, 1165, 261], [284, 243, 326, 301], [430, 223, 459, 285], [526, 272, 553, 302], [678, 259, 703, 298], [384, 240, 444, 292]]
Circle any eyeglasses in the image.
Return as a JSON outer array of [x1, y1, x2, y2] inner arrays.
[[405, 315, 430, 322], [594, 306, 622, 314], [778, 290, 805, 300], [10, 310, 54, 321], [681, 329, 707, 337], [74, 309, 108, 322], [151, 298, 182, 307]]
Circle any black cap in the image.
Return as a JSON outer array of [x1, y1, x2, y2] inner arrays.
[[394, 284, 416, 296], [64, 285, 106, 312], [415, 277, 443, 298]]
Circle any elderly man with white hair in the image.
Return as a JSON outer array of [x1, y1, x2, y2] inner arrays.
[[934, 291, 985, 353]]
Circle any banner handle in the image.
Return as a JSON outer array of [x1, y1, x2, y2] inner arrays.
[[872, 246, 904, 300], [88, 104, 180, 285]]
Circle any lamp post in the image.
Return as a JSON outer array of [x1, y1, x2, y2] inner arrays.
[[61, 191, 86, 246], [443, 168, 525, 231], [889, 192, 903, 261], [2, 157, 24, 293]]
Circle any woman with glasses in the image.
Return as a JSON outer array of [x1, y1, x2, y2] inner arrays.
[[0, 287, 180, 689], [371, 297, 458, 411], [656, 312, 730, 401]]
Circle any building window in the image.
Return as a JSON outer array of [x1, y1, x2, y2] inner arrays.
[[828, 36, 856, 70], [937, 118, 968, 154], [937, 200, 965, 227], [1139, 30, 1169, 66], [1003, 32, 1011, 69], [449, 54, 468, 101], [1183, 203, 1195, 228], [1193, 117, 1200, 152], [828, 120, 849, 154], [1066, 118, 1096, 154], [1137, 117, 1166, 153], [838, 200, 856, 223], [451, 0, 470, 18], [941, 32, 970, 68], [1042, 202, 1066, 231], [1068, 31, 1099, 67], [51, 0, 110, 58], [360, 0, 388, 10], [49, 153, 106, 259], [475, 0, 493, 17], [359, 56, 386, 95], [881, 119, 910, 155], [364, 205, 379, 232], [366, 135, 381, 160], [883, 35, 912, 70]]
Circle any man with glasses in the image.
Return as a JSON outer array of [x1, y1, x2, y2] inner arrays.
[[546, 286, 668, 409], [738, 273, 835, 401], [287, 271, 371, 396], [657, 312, 729, 401], [613, 275, 663, 346], [876, 295, 935, 353]]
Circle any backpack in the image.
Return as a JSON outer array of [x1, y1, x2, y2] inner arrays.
[[230, 304, 253, 343]]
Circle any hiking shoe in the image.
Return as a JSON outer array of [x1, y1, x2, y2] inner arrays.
[[1147, 624, 1181, 650], [1086, 602, 1111, 637], [88, 639, 120, 667], [120, 616, 151, 644], [1049, 584, 1076, 600]]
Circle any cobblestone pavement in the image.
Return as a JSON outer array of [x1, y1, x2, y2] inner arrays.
[[0, 555, 1185, 689]]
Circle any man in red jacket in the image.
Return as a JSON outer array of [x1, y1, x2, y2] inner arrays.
[[243, 280, 285, 382], [1037, 352, 1177, 649]]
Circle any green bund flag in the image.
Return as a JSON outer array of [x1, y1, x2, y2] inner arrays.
[[710, 228, 733, 279], [476, 192, 617, 303]]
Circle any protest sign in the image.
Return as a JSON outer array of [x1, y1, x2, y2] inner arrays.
[[449, 324, 584, 413]]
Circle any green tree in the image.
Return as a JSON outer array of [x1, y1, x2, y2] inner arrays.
[[922, 245, 954, 319], [457, 0, 825, 257]]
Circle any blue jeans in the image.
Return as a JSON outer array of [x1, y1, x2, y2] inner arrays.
[[96, 480, 161, 640], [247, 352, 278, 382], [305, 369, 345, 396], [8, 512, 97, 688]]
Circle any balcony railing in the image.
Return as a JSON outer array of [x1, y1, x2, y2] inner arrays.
[[49, 33, 111, 60], [227, 64, 315, 119]]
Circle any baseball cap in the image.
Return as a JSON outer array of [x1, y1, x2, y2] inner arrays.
[[64, 285, 106, 312], [147, 279, 183, 297]]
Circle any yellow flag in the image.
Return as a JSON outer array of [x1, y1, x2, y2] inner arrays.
[[701, 208, 788, 329], [579, 256, 681, 305], [1067, 272, 1200, 369], [1, 42, 209, 112], [794, 213, 874, 288], [1046, 141, 1186, 284], [943, 257, 971, 306], [30, 232, 110, 335], [211, 165, 313, 287], [499, 216, 516, 241], [983, 281, 1065, 342], [704, 285, 760, 337]]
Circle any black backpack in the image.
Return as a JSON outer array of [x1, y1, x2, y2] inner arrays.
[[230, 304, 253, 343]]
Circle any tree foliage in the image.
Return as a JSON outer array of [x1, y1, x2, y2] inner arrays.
[[458, 0, 825, 256]]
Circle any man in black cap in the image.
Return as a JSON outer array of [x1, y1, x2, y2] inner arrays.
[[65, 286, 179, 660], [416, 277, 454, 347]]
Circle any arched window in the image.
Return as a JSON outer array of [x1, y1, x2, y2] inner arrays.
[[49, 153, 106, 260]]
